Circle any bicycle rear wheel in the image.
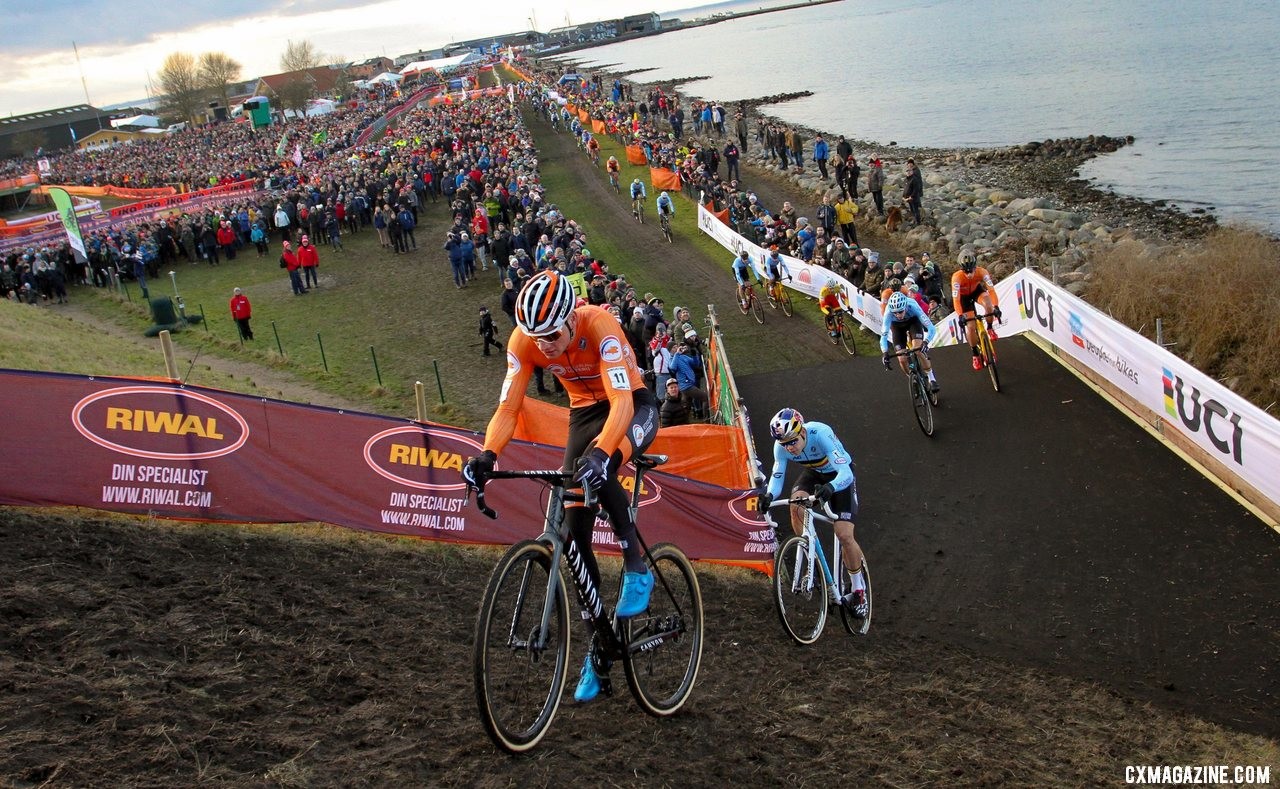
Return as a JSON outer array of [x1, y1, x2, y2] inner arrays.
[[779, 287, 793, 317], [750, 294, 765, 324], [474, 540, 571, 753], [981, 329, 1001, 392], [840, 317, 858, 355], [910, 372, 935, 437], [773, 534, 828, 645], [622, 543, 704, 716], [838, 560, 872, 636]]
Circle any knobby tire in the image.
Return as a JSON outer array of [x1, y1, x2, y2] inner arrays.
[[622, 543, 704, 716], [474, 540, 570, 753], [840, 317, 858, 356], [773, 534, 828, 645], [910, 370, 935, 437], [982, 329, 1001, 392]]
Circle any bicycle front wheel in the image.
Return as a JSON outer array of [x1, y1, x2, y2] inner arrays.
[[474, 540, 571, 753], [840, 318, 858, 355], [622, 543, 704, 716], [982, 330, 1001, 393], [779, 288, 793, 317], [750, 294, 765, 324], [910, 372, 935, 437], [773, 534, 828, 645]]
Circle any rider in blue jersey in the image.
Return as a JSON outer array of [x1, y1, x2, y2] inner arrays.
[[761, 407, 869, 625], [656, 191, 675, 217], [880, 291, 940, 392], [732, 249, 760, 308], [762, 246, 789, 304]]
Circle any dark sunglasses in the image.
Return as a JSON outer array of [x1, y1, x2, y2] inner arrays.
[[535, 328, 565, 343], [780, 437, 802, 448]]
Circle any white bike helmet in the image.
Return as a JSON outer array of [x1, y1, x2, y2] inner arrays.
[[515, 271, 576, 337]]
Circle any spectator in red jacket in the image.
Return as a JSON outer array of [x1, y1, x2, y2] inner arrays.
[[297, 235, 320, 290], [216, 220, 237, 261], [281, 241, 305, 295], [229, 287, 253, 340]]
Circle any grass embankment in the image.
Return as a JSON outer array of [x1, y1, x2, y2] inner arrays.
[[0, 300, 252, 393], [1086, 228, 1280, 410]]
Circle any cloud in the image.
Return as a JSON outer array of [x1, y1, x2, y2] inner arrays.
[[5, 0, 385, 55]]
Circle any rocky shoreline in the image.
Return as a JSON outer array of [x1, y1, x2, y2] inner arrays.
[[548, 59, 1227, 292]]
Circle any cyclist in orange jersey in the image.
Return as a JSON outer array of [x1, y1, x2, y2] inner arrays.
[[878, 276, 906, 314], [950, 248, 1002, 370], [462, 270, 659, 704]]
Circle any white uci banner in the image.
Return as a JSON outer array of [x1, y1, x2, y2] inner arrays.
[[698, 206, 1280, 513], [697, 203, 885, 335]]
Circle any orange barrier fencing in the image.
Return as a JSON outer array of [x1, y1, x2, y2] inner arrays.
[[626, 145, 648, 165], [43, 183, 177, 199], [0, 174, 40, 192], [649, 168, 683, 192]]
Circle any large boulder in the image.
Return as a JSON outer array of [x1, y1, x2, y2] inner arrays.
[[1006, 196, 1051, 214], [1027, 208, 1084, 228]]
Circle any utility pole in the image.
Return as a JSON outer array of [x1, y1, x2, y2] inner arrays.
[[73, 41, 102, 130]]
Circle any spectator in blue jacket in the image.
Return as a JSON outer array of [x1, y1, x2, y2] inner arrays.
[[670, 340, 709, 419], [813, 134, 830, 180]]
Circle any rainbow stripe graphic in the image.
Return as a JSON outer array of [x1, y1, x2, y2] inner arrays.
[[1161, 367, 1176, 416], [1016, 281, 1029, 319]]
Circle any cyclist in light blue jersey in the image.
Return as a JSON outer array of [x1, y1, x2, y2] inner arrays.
[[880, 291, 940, 393], [763, 246, 788, 285], [760, 407, 869, 623], [630, 178, 647, 201], [656, 191, 675, 217], [732, 249, 760, 308]]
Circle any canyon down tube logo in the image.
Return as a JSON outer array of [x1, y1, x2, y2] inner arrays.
[[363, 426, 485, 491], [72, 386, 249, 460]]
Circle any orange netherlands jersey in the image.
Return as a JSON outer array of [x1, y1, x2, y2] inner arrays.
[[484, 306, 646, 458], [950, 267, 999, 311]]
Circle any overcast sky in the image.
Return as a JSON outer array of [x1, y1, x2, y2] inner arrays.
[[0, 0, 700, 116]]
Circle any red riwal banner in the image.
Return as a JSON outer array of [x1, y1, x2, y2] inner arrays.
[[0, 371, 773, 563]]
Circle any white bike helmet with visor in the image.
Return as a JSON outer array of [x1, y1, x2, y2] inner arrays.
[[515, 270, 576, 337]]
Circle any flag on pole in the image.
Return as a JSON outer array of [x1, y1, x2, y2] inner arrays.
[[292, 144, 303, 166], [311, 130, 327, 145], [48, 187, 87, 264], [275, 130, 289, 157]]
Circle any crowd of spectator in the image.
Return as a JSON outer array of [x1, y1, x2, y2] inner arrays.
[[524, 64, 949, 320]]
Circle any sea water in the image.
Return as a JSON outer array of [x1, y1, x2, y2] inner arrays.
[[556, 0, 1280, 233]]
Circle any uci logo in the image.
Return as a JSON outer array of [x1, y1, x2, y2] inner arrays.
[[1016, 278, 1055, 333], [1162, 368, 1244, 465], [363, 426, 485, 490]]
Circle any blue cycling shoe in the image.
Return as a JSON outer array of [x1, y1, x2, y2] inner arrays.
[[574, 654, 600, 703], [616, 570, 654, 618]]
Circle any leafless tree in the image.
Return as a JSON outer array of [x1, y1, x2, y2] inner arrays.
[[280, 40, 324, 72], [198, 52, 243, 116], [157, 52, 204, 125]]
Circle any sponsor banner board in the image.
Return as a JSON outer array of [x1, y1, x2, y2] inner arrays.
[[0, 371, 773, 562]]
